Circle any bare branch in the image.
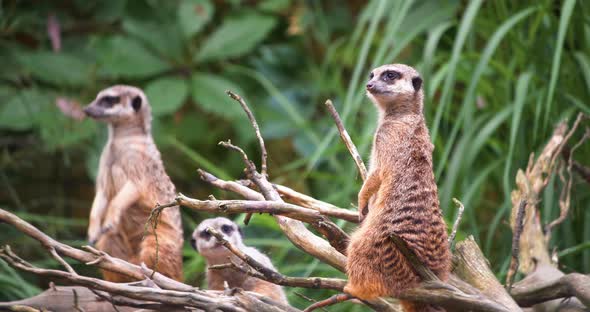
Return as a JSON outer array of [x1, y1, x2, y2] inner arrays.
[[506, 200, 526, 291], [303, 293, 353, 312], [546, 127, 590, 232], [177, 194, 349, 254], [206, 227, 346, 291], [325, 100, 367, 181], [511, 264, 590, 307], [448, 198, 465, 247], [227, 91, 268, 177], [199, 169, 265, 201]]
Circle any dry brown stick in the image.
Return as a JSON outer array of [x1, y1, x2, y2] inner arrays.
[[206, 227, 346, 291], [511, 265, 590, 307], [0, 245, 296, 312], [325, 99, 367, 181], [0, 207, 193, 292], [218, 140, 348, 272], [176, 194, 350, 254], [506, 200, 527, 291], [453, 237, 522, 311], [448, 198, 465, 247], [230, 175, 359, 223], [389, 234, 515, 311], [302, 293, 353, 312], [226, 91, 268, 225], [546, 127, 590, 233]]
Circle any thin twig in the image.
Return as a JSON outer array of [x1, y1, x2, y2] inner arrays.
[[226, 91, 268, 225], [325, 100, 367, 181], [72, 288, 85, 312], [448, 198, 465, 247], [49, 247, 76, 275], [546, 127, 590, 233], [303, 293, 353, 312], [205, 226, 346, 291], [293, 292, 329, 312], [506, 200, 527, 291]]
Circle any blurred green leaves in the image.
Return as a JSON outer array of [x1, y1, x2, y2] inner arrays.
[[178, 0, 214, 38], [196, 13, 277, 61], [191, 73, 244, 119], [145, 78, 189, 116]]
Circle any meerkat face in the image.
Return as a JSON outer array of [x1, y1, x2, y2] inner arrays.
[[84, 85, 149, 126], [365, 64, 423, 110], [191, 217, 244, 258]]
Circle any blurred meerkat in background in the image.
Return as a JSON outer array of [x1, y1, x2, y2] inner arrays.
[[84, 85, 183, 282], [191, 217, 288, 304]]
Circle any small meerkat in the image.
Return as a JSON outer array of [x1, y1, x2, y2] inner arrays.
[[84, 85, 183, 282], [191, 217, 288, 304], [344, 64, 451, 312]]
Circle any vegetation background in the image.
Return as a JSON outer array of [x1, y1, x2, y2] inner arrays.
[[0, 0, 589, 310]]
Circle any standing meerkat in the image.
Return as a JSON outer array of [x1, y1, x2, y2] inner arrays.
[[191, 217, 288, 304], [84, 85, 183, 282], [344, 64, 451, 312]]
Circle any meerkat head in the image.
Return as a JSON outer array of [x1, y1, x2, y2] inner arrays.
[[365, 64, 424, 114], [84, 85, 152, 132], [190, 217, 244, 259]]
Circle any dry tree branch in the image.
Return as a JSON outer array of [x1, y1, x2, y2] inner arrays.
[[223, 174, 359, 223], [325, 99, 367, 181], [545, 127, 590, 233], [448, 198, 465, 247], [506, 200, 526, 291], [215, 99, 348, 272], [206, 227, 347, 291], [226, 91, 268, 225], [511, 265, 590, 307]]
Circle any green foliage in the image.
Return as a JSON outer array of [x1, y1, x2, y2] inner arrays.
[[1, 1, 589, 310]]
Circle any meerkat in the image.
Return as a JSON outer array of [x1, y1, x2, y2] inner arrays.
[[84, 85, 183, 282], [344, 64, 451, 312], [191, 217, 288, 304]]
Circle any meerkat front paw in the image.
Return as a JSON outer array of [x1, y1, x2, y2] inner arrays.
[[87, 223, 102, 245]]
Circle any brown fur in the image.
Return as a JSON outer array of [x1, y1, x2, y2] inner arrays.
[[192, 218, 288, 304], [85, 85, 183, 282], [344, 64, 451, 311]]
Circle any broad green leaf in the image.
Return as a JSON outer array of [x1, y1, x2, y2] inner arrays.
[[190, 73, 244, 119], [0, 90, 46, 130], [94, 36, 169, 79], [145, 78, 189, 116], [16, 52, 91, 87], [196, 13, 277, 62], [178, 0, 214, 38], [123, 19, 184, 60]]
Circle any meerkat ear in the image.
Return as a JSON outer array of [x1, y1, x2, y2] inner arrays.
[[132, 96, 142, 112], [412, 76, 422, 92]]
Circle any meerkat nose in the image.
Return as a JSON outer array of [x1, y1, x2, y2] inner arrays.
[[366, 83, 375, 91]]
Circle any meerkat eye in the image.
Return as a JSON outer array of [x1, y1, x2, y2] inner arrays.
[[199, 230, 211, 240], [383, 71, 401, 81], [99, 96, 120, 108], [368, 72, 374, 79], [221, 224, 233, 235]]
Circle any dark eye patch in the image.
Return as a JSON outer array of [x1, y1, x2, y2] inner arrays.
[[221, 224, 233, 235], [368, 72, 374, 79], [98, 96, 120, 108], [199, 230, 211, 240], [381, 71, 401, 82]]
